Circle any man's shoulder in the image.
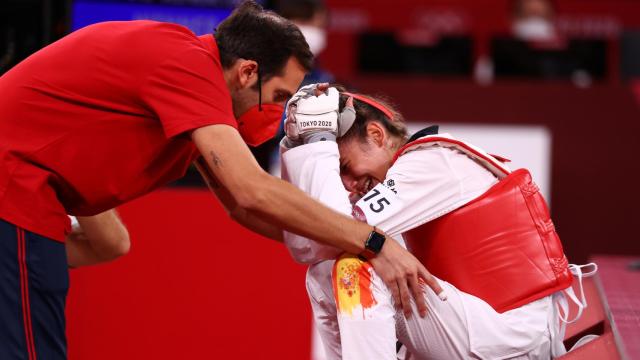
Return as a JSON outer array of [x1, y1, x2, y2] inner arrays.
[[83, 20, 195, 37], [81, 20, 202, 55]]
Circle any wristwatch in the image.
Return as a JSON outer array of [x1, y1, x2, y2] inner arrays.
[[358, 227, 386, 261]]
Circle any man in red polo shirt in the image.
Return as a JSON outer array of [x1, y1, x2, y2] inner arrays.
[[0, 1, 442, 358]]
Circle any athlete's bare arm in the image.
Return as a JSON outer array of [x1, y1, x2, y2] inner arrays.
[[66, 209, 130, 267], [192, 124, 443, 317]]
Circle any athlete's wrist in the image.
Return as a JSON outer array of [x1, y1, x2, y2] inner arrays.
[[304, 131, 336, 144]]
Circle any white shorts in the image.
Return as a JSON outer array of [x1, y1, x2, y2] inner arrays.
[[308, 257, 566, 360]]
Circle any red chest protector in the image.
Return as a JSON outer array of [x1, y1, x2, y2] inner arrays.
[[395, 135, 573, 313]]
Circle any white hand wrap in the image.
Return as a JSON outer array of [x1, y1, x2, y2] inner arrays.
[[295, 87, 339, 134], [285, 86, 356, 144]]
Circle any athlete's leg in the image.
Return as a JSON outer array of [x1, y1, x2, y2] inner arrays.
[[330, 252, 557, 360], [397, 280, 556, 360], [332, 254, 397, 360], [393, 280, 476, 359], [307, 260, 342, 360]]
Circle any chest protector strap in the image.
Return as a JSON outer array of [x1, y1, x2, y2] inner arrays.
[[396, 134, 572, 313]]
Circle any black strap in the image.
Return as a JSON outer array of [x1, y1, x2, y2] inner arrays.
[[407, 125, 439, 142]]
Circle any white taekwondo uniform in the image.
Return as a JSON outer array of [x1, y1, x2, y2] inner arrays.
[[280, 129, 571, 360]]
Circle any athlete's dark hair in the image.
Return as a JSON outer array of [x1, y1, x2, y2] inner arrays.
[[333, 85, 408, 145], [214, 0, 314, 80]]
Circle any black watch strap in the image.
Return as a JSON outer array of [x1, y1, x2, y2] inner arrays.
[[359, 227, 386, 261]]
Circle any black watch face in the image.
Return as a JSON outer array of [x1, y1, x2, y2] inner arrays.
[[368, 232, 386, 253]]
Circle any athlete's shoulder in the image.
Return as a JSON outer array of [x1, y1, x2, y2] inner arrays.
[[392, 126, 455, 169], [396, 128, 511, 179], [392, 142, 446, 170]]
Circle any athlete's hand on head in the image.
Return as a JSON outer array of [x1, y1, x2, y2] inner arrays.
[[369, 237, 447, 318], [283, 83, 356, 147], [288, 82, 330, 104]]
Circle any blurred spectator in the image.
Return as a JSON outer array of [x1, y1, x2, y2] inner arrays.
[[248, 0, 334, 173], [491, 0, 605, 81], [511, 0, 559, 42], [276, 0, 334, 85]]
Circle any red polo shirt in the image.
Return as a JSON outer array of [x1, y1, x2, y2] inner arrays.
[[0, 20, 237, 241]]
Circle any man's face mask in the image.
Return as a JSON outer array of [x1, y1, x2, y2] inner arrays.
[[236, 71, 285, 147]]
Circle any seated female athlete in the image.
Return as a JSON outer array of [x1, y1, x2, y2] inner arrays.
[[279, 84, 593, 360]]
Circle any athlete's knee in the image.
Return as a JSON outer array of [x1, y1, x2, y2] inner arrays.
[[332, 254, 374, 289], [306, 261, 335, 306], [332, 254, 380, 316]]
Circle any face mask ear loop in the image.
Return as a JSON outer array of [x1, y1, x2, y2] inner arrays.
[[258, 69, 263, 112]]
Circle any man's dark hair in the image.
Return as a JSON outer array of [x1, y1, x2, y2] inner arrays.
[[214, 0, 314, 80], [276, 0, 326, 21]]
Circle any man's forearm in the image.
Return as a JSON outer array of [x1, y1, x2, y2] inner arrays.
[[67, 210, 130, 267], [192, 125, 370, 255], [241, 173, 369, 254], [194, 157, 283, 242], [76, 210, 129, 257], [66, 230, 112, 267], [231, 207, 284, 242]]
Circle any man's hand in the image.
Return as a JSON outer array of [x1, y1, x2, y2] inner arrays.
[[369, 238, 446, 318]]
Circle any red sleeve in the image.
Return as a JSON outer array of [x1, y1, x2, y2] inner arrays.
[[141, 44, 237, 138]]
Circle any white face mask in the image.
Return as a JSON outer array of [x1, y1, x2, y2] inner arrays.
[[298, 24, 327, 57], [513, 17, 556, 41]]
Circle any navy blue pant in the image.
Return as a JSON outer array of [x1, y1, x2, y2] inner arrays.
[[0, 219, 68, 360]]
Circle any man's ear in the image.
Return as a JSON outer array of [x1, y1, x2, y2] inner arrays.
[[237, 59, 259, 89], [366, 121, 386, 147]]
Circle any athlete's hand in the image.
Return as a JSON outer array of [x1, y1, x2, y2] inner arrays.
[[288, 82, 330, 104], [284, 85, 355, 144], [369, 237, 446, 318]]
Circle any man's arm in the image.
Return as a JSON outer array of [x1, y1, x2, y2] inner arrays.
[[66, 209, 130, 268], [191, 124, 443, 317], [193, 156, 283, 242], [192, 125, 367, 252]]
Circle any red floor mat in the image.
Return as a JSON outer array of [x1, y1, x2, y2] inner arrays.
[[592, 255, 640, 359]]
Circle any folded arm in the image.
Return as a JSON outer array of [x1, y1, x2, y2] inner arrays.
[[66, 209, 130, 268]]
